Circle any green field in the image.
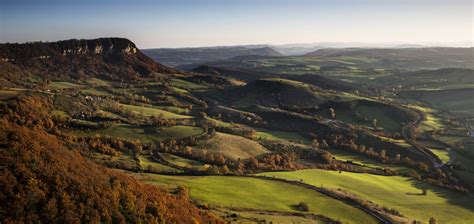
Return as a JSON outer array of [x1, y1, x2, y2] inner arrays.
[[429, 148, 450, 163], [253, 129, 310, 144], [193, 132, 269, 160], [399, 89, 474, 117], [77, 124, 203, 142], [205, 117, 232, 127], [261, 169, 474, 223], [317, 105, 401, 132], [419, 111, 445, 132], [142, 174, 379, 224], [49, 81, 83, 89], [438, 135, 466, 147], [80, 88, 112, 96], [85, 78, 113, 86], [452, 151, 474, 186], [161, 153, 204, 169], [120, 103, 191, 118], [139, 154, 180, 172], [326, 148, 411, 174], [170, 78, 208, 90]]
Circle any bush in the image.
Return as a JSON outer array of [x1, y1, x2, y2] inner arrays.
[[296, 202, 310, 212]]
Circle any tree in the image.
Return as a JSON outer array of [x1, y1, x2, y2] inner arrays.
[[421, 188, 428, 196], [296, 202, 309, 212], [320, 140, 329, 148], [395, 154, 401, 162], [249, 157, 259, 169], [418, 163, 430, 172], [321, 152, 333, 164], [311, 139, 320, 149], [329, 108, 336, 119], [220, 165, 230, 174], [410, 170, 421, 180]]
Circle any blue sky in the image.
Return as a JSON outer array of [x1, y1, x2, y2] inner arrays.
[[1, 0, 472, 48]]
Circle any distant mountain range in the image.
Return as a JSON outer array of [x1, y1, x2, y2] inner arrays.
[[142, 46, 282, 67]]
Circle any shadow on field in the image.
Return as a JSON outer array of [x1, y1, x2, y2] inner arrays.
[[409, 179, 474, 211]]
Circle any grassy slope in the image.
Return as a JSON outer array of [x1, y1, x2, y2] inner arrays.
[[317, 104, 401, 132], [138, 154, 180, 172], [193, 132, 269, 160], [161, 153, 204, 169], [327, 148, 411, 174], [262, 169, 474, 223], [49, 81, 83, 89], [120, 103, 191, 119], [143, 174, 378, 224], [77, 124, 203, 142], [253, 129, 310, 144]]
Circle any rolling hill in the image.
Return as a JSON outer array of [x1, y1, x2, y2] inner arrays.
[[373, 68, 474, 90], [193, 65, 376, 95], [305, 47, 474, 70]]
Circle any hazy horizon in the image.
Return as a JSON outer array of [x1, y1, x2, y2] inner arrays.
[[1, 0, 473, 48]]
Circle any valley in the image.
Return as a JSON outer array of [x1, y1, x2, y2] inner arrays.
[[1, 38, 473, 223]]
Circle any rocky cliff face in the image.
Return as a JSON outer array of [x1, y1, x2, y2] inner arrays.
[[0, 38, 178, 84], [0, 38, 139, 60]]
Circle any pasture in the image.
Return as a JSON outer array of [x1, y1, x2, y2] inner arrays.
[[142, 174, 379, 224], [261, 169, 474, 223], [120, 103, 191, 118], [77, 124, 203, 142], [192, 132, 269, 160]]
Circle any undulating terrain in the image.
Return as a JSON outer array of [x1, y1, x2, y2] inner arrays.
[[1, 38, 473, 223]]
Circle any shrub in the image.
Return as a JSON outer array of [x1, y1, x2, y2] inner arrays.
[[296, 202, 310, 212]]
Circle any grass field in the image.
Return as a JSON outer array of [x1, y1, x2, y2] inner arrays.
[[399, 89, 474, 117], [205, 117, 233, 127], [142, 174, 379, 224], [77, 124, 203, 142], [138, 155, 180, 173], [85, 78, 112, 86], [193, 132, 269, 160], [170, 78, 208, 90], [326, 148, 411, 174], [428, 148, 450, 163], [161, 153, 204, 169], [80, 88, 112, 96], [155, 105, 190, 114], [49, 81, 83, 89], [0, 88, 24, 100], [120, 103, 191, 119], [438, 135, 466, 147], [261, 169, 474, 223], [317, 105, 401, 132], [253, 129, 310, 144], [420, 112, 445, 132], [452, 151, 474, 186]]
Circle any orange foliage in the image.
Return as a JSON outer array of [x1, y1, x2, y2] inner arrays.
[[0, 96, 222, 223]]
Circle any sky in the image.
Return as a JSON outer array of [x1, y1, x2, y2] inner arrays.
[[1, 0, 472, 48]]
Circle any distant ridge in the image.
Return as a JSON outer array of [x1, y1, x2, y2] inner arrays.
[[142, 46, 283, 67], [305, 47, 474, 58]]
